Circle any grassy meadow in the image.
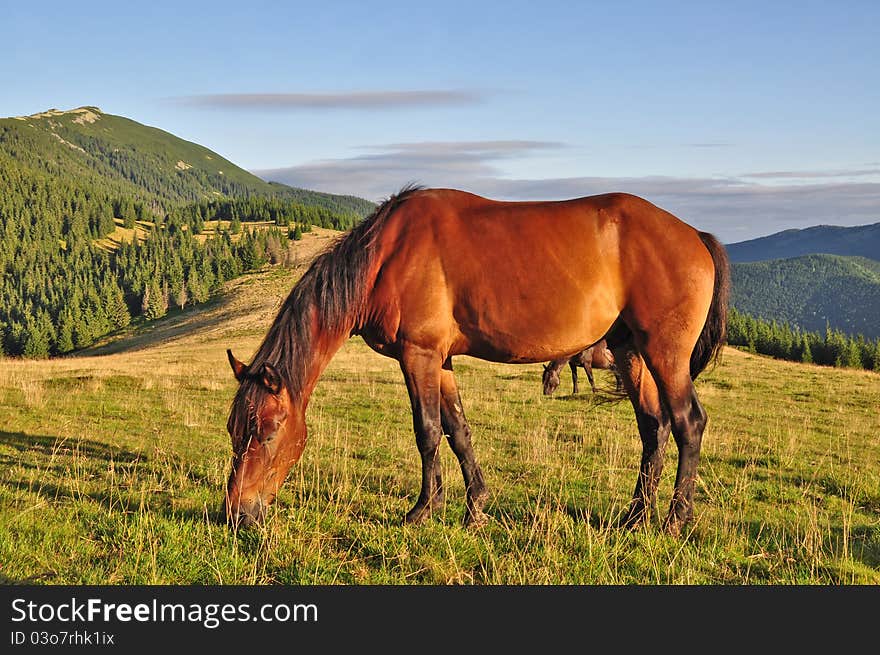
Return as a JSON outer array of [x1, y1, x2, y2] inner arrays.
[[1, 237, 878, 584]]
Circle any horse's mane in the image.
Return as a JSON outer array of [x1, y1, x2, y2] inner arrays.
[[241, 183, 422, 397]]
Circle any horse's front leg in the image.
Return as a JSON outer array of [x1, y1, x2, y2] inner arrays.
[[440, 364, 488, 528], [399, 346, 444, 524], [585, 360, 596, 393]]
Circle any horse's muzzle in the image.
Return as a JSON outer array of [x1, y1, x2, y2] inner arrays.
[[227, 495, 265, 528]]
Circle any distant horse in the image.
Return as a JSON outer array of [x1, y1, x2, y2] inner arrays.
[[542, 339, 622, 395], [225, 186, 729, 535]]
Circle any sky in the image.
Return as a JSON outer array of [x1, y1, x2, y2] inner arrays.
[[2, 0, 878, 242]]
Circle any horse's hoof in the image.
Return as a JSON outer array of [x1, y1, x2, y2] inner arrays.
[[463, 509, 489, 529], [622, 499, 656, 530], [403, 505, 431, 525], [622, 510, 648, 531], [662, 514, 691, 538]]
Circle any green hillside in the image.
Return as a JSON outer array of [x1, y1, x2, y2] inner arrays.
[[0, 106, 376, 359], [0, 106, 374, 215], [731, 254, 880, 338]]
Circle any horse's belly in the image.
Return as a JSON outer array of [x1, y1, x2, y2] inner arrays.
[[452, 290, 620, 363]]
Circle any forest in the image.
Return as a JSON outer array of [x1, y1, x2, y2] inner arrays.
[[727, 307, 880, 371], [731, 254, 880, 339], [0, 155, 358, 358]]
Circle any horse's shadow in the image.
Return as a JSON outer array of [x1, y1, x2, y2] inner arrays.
[[0, 430, 226, 526], [0, 430, 141, 463]]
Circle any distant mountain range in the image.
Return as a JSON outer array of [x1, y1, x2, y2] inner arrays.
[[726, 223, 880, 263], [725, 223, 880, 339], [0, 106, 374, 215]]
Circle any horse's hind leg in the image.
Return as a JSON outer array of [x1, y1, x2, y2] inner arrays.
[[612, 344, 671, 528], [661, 376, 707, 536], [440, 364, 488, 528], [638, 345, 708, 536], [399, 346, 444, 524]]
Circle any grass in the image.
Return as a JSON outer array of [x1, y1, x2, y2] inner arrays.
[[1, 264, 878, 584]]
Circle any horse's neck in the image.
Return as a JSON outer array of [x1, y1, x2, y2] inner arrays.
[[296, 312, 351, 408]]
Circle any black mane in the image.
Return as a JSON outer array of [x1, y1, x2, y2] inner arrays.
[[227, 185, 421, 445]]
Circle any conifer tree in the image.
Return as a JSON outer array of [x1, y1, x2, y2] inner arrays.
[[800, 335, 813, 364]]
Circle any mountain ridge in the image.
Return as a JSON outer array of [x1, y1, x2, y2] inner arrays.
[[1, 105, 375, 216], [726, 222, 880, 263]]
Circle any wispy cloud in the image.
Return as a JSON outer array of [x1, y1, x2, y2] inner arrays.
[[171, 90, 485, 110], [475, 177, 880, 241], [253, 142, 880, 242], [253, 140, 564, 200], [740, 168, 880, 180], [685, 143, 735, 148]]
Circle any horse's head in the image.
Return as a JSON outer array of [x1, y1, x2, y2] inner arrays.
[[542, 363, 561, 395], [224, 349, 306, 528]]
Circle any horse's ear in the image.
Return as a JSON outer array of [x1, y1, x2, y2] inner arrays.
[[227, 349, 248, 382], [542, 363, 549, 371], [261, 363, 282, 395]]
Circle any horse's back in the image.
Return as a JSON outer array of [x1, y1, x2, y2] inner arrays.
[[369, 189, 715, 362]]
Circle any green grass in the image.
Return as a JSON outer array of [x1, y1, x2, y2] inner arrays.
[[1, 267, 878, 584]]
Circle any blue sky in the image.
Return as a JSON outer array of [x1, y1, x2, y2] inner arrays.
[[2, 0, 878, 241]]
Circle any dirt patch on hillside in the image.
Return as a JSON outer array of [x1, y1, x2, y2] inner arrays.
[[72, 109, 100, 125], [81, 228, 341, 356], [50, 132, 86, 154]]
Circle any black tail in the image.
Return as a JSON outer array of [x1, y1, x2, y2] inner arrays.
[[690, 232, 730, 380]]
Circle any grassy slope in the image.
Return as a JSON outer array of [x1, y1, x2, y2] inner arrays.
[[1, 232, 878, 584]]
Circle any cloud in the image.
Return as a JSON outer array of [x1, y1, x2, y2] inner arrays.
[[740, 168, 880, 180], [253, 140, 564, 200], [171, 90, 485, 110], [476, 177, 880, 242], [253, 142, 880, 242]]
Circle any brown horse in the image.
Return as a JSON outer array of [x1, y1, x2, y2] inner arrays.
[[542, 339, 622, 395], [225, 186, 729, 535]]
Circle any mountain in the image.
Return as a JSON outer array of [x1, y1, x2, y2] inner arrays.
[[0, 106, 374, 215], [0, 105, 378, 359], [726, 223, 880, 263], [731, 254, 880, 338]]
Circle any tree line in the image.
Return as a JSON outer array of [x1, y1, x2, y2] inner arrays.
[[0, 156, 352, 358], [161, 197, 361, 234], [727, 307, 880, 371]]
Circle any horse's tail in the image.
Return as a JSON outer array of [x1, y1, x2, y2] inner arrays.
[[690, 231, 730, 380]]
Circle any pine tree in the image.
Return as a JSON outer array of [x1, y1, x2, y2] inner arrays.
[[800, 336, 813, 364], [839, 339, 862, 368], [72, 308, 92, 350], [173, 280, 188, 310], [21, 310, 54, 358], [142, 278, 168, 320], [55, 310, 75, 354]]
